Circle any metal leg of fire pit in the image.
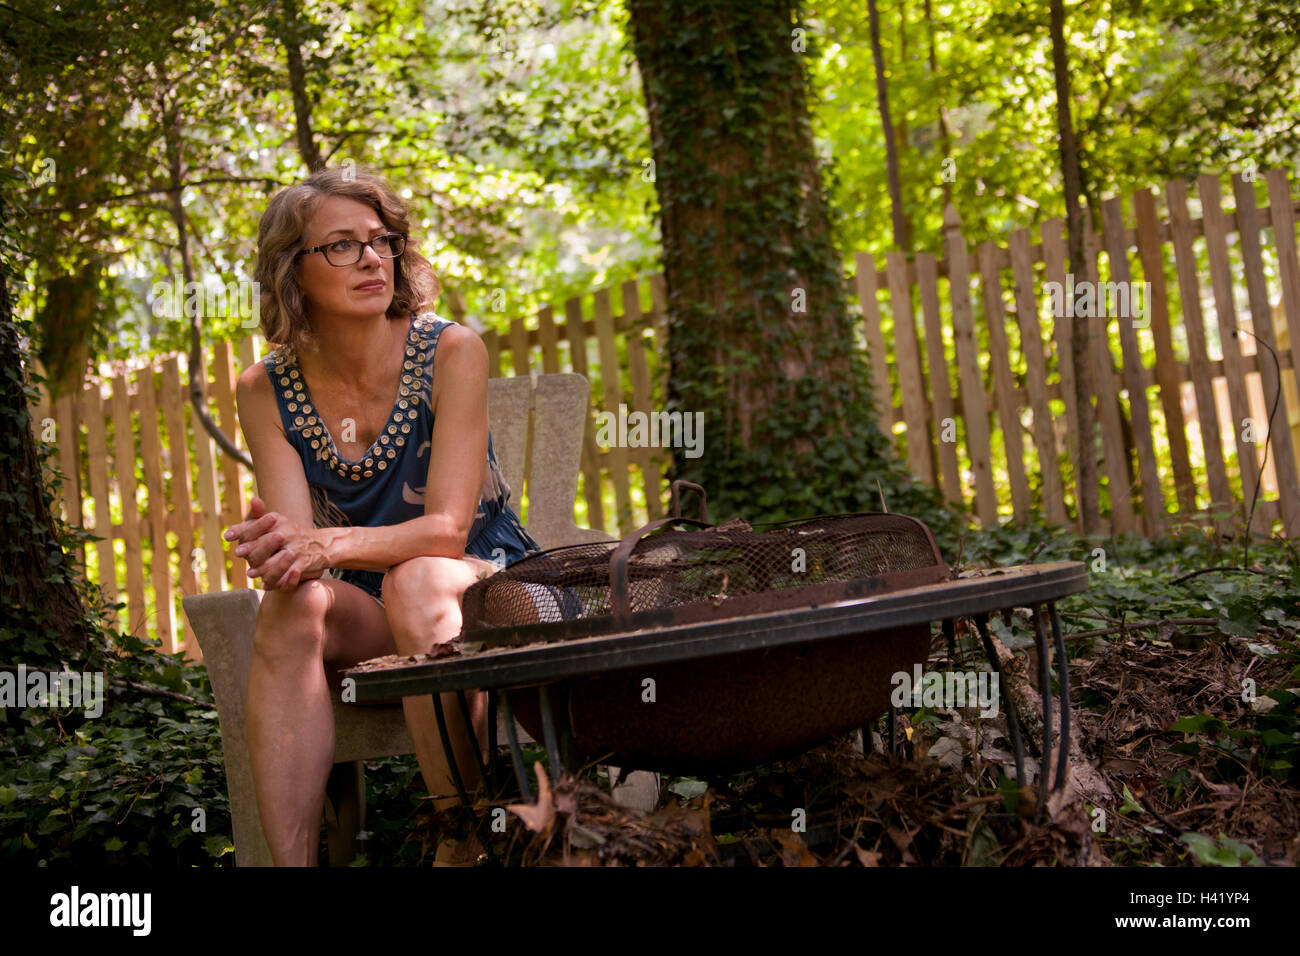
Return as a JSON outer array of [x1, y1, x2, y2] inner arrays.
[[430, 692, 472, 807], [455, 688, 490, 789], [887, 708, 897, 756], [1049, 602, 1070, 792], [501, 690, 532, 803], [1033, 605, 1053, 822], [537, 683, 567, 780], [972, 613, 1027, 789], [486, 688, 500, 798], [942, 617, 957, 665]]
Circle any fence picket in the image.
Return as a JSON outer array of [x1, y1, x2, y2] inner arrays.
[[212, 340, 247, 590], [1168, 178, 1234, 522], [1008, 228, 1067, 526], [1101, 196, 1166, 535], [54, 391, 81, 536], [1199, 174, 1264, 515], [1233, 174, 1300, 537], [565, 296, 604, 531], [83, 382, 116, 615], [1133, 187, 1198, 517], [917, 253, 963, 507], [977, 239, 1031, 521], [537, 305, 561, 374], [111, 374, 147, 636], [1085, 222, 1137, 534], [136, 368, 175, 650], [944, 206, 997, 526], [623, 279, 663, 520], [854, 251, 895, 448], [1267, 170, 1300, 465], [594, 287, 633, 533], [191, 351, 226, 659], [1040, 218, 1083, 528], [887, 253, 934, 483], [509, 316, 531, 378], [161, 359, 198, 624]]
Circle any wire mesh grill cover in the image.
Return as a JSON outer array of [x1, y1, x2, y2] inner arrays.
[[462, 511, 948, 773], [460, 512, 949, 644]]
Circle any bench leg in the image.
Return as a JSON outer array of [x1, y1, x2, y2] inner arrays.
[[324, 760, 366, 866]]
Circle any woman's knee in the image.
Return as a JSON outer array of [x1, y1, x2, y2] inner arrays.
[[253, 580, 332, 662], [383, 555, 483, 607]]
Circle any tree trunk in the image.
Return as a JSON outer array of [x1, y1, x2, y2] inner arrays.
[[626, 0, 903, 524], [923, 0, 954, 209], [0, 269, 94, 655], [1048, 0, 1100, 534], [869, 0, 911, 251], [280, 0, 324, 173]]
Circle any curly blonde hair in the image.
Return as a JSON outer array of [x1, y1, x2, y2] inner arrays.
[[253, 165, 440, 352]]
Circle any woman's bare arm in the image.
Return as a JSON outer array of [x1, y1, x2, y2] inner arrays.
[[234, 362, 316, 528], [228, 362, 329, 589]]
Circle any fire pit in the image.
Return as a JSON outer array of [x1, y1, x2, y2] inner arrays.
[[347, 483, 1087, 816]]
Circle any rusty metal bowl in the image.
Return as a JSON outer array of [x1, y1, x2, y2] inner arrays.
[[506, 620, 932, 774]]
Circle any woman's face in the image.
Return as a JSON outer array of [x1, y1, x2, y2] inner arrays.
[[296, 195, 397, 321]]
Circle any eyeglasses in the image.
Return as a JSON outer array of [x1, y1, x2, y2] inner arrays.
[[297, 233, 406, 267]]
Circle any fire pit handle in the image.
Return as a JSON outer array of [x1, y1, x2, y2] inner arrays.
[[668, 480, 709, 523], [609, 514, 713, 626]]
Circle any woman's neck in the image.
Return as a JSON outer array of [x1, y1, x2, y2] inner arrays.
[[299, 312, 404, 388]]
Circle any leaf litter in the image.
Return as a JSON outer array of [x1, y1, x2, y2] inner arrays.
[[405, 626, 1297, 866]]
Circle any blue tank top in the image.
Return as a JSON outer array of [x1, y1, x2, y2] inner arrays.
[[260, 311, 540, 596]]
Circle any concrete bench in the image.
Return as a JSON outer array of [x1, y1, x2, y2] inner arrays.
[[183, 372, 659, 865]]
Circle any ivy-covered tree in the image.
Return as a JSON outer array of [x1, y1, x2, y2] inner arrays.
[[625, 0, 955, 530], [0, 161, 96, 658]]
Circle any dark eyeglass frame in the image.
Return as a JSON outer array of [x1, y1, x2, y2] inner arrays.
[[296, 232, 407, 267]]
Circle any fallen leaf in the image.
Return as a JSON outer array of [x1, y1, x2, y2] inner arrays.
[[928, 737, 966, 770], [854, 845, 880, 866], [507, 762, 555, 833], [773, 829, 820, 867]]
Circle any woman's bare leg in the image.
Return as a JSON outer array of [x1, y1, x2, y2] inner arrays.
[[381, 554, 500, 811], [245, 577, 397, 866]]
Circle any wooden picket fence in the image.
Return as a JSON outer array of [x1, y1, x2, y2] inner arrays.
[[855, 168, 1300, 539], [24, 168, 1300, 655]]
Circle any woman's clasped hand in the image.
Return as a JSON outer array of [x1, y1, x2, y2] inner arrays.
[[224, 495, 329, 590]]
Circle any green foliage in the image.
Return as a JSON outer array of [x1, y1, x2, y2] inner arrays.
[[1169, 686, 1300, 785], [1178, 831, 1264, 867], [811, 0, 1300, 257], [949, 517, 1300, 650], [0, 632, 233, 865]]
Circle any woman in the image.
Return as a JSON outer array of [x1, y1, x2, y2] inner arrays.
[[225, 165, 540, 866]]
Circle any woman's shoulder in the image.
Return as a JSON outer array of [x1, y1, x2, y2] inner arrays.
[[411, 311, 481, 356], [411, 310, 456, 336], [236, 346, 296, 409]]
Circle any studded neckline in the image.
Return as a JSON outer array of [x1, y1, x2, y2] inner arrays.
[[272, 315, 434, 483]]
